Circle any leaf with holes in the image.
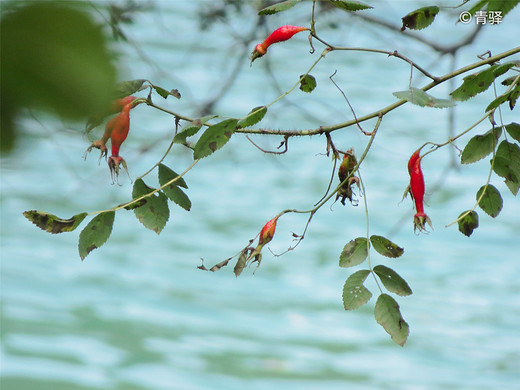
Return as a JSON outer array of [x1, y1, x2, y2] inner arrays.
[[476, 185, 503, 217], [458, 210, 479, 237], [461, 127, 501, 164], [370, 235, 404, 258], [258, 0, 303, 15], [373, 265, 412, 296], [393, 87, 455, 108], [193, 119, 238, 159], [132, 179, 169, 234], [299, 74, 317, 93], [339, 237, 369, 268], [238, 106, 267, 129], [328, 0, 373, 12], [23, 211, 87, 234], [78, 211, 115, 260], [401, 6, 439, 31], [375, 294, 409, 346], [342, 269, 372, 310]]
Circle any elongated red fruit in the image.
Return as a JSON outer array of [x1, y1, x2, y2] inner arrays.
[[110, 102, 132, 157], [251, 25, 309, 62], [258, 216, 278, 246], [409, 155, 432, 233]]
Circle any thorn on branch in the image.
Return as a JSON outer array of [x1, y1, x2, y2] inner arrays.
[[246, 135, 289, 154]]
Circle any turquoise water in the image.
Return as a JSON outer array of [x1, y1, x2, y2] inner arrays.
[[1, 2, 520, 389]]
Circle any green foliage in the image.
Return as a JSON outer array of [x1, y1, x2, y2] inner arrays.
[[491, 140, 520, 195], [78, 211, 115, 260], [193, 119, 238, 159], [393, 87, 455, 108], [328, 0, 373, 12], [461, 127, 501, 164], [476, 184, 503, 218], [342, 270, 372, 310], [339, 237, 369, 267], [401, 6, 439, 31], [374, 294, 409, 346], [466, 0, 520, 19], [132, 179, 170, 234], [115, 79, 146, 99], [258, 0, 303, 15], [505, 123, 520, 143], [451, 63, 515, 101], [299, 74, 317, 93], [1, 1, 117, 153], [174, 123, 204, 144], [370, 235, 404, 258], [23, 211, 87, 234], [237, 106, 267, 128], [458, 210, 479, 237], [159, 164, 192, 211], [373, 265, 412, 296]]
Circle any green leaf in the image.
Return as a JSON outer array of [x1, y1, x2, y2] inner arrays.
[[466, 0, 520, 20], [158, 164, 188, 189], [23, 211, 87, 234], [373, 265, 412, 296], [132, 179, 170, 234], [342, 270, 372, 310], [193, 119, 238, 159], [78, 211, 115, 260], [374, 294, 409, 346], [451, 65, 503, 101], [258, 0, 303, 15], [328, 0, 373, 12], [173, 123, 203, 144], [457, 210, 479, 237], [461, 127, 502, 164], [505, 123, 520, 143], [370, 235, 404, 258], [491, 140, 520, 195], [485, 93, 510, 113], [339, 237, 369, 268], [476, 184, 503, 217], [401, 6, 439, 31], [152, 84, 181, 99], [392, 87, 455, 108], [115, 79, 146, 99], [237, 106, 267, 129], [299, 74, 317, 93]]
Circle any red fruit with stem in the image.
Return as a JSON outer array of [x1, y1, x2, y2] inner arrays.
[[251, 25, 309, 62], [107, 101, 133, 182], [409, 154, 432, 233], [110, 95, 136, 114], [247, 216, 279, 267]]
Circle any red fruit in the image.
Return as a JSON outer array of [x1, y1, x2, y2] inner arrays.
[[409, 155, 432, 233], [110, 96, 136, 114], [251, 25, 309, 62], [110, 102, 132, 157]]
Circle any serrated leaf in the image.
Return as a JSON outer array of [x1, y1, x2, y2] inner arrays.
[[78, 211, 115, 260], [505, 123, 520, 143], [458, 210, 479, 237], [491, 140, 520, 195], [258, 0, 303, 15], [373, 265, 412, 296], [237, 106, 267, 129], [299, 74, 317, 93], [339, 237, 369, 268], [132, 179, 169, 234], [115, 79, 146, 99], [476, 184, 503, 217], [485, 93, 510, 113], [451, 65, 501, 101], [374, 294, 409, 346], [342, 270, 372, 310], [161, 184, 191, 211], [466, 0, 520, 20], [23, 211, 87, 234], [461, 127, 502, 164], [328, 0, 373, 12], [401, 6, 439, 31], [393, 87, 455, 108], [173, 123, 203, 144], [193, 119, 238, 159], [158, 164, 188, 189], [370, 235, 404, 258]]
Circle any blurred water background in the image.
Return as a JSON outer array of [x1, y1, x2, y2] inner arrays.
[[1, 1, 520, 389]]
